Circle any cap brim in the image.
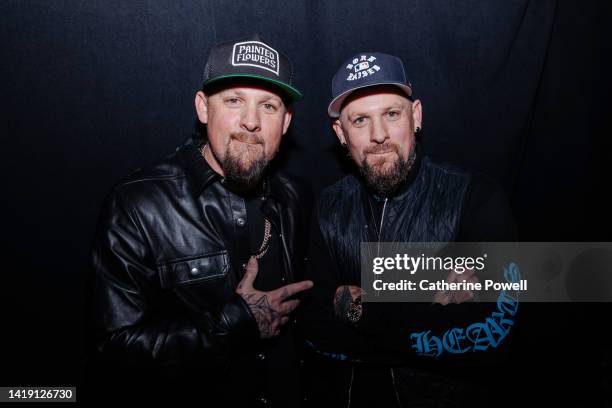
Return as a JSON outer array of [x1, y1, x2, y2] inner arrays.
[[203, 74, 303, 101], [327, 82, 412, 118]]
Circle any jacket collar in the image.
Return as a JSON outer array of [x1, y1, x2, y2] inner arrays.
[[176, 134, 288, 205], [262, 170, 289, 205], [176, 134, 221, 197]]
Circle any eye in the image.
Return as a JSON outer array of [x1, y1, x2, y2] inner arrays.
[[225, 97, 241, 106], [353, 117, 366, 126], [386, 110, 401, 119], [262, 102, 278, 112]]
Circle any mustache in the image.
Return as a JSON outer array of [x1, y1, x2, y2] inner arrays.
[[364, 143, 399, 154], [230, 132, 264, 145]]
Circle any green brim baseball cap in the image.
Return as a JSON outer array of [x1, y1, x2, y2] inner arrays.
[[202, 34, 303, 101]]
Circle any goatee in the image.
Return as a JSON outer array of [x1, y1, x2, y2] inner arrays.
[[221, 135, 268, 192], [359, 147, 416, 197]]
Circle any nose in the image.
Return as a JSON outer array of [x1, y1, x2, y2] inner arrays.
[[240, 103, 261, 133], [370, 117, 389, 144]]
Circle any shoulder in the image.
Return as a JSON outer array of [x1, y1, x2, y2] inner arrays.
[[272, 172, 303, 199], [422, 156, 472, 181], [108, 150, 186, 208], [422, 156, 505, 197], [314, 175, 362, 227], [319, 174, 360, 203], [270, 171, 314, 209], [465, 172, 510, 207]]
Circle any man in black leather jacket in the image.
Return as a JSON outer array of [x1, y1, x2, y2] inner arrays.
[[302, 53, 518, 407], [85, 34, 313, 406]]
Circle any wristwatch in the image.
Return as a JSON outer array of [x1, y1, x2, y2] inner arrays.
[[346, 296, 362, 323]]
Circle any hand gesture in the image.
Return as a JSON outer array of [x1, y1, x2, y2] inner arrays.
[[236, 257, 313, 338]]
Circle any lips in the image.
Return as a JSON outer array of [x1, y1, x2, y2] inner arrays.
[[364, 144, 399, 155], [232, 138, 261, 145], [230, 133, 263, 145]]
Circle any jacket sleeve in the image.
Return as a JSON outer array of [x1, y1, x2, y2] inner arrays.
[[300, 214, 449, 362], [353, 175, 520, 361], [91, 188, 260, 372], [300, 207, 375, 359]]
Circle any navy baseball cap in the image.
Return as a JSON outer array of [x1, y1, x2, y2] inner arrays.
[[202, 34, 302, 101], [328, 52, 413, 117]]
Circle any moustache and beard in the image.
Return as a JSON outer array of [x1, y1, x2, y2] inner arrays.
[[219, 132, 269, 192], [357, 143, 417, 197]]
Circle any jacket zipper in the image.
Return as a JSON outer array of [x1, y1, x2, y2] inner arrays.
[[379, 200, 404, 408], [390, 368, 403, 408], [377, 198, 388, 256], [381, 201, 403, 407], [347, 366, 355, 408], [348, 198, 389, 408], [379, 198, 387, 240]]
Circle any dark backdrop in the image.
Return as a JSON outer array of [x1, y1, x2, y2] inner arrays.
[[1, 0, 610, 404]]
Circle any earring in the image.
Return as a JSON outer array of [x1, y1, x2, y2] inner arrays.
[[415, 127, 421, 135], [341, 142, 348, 148]]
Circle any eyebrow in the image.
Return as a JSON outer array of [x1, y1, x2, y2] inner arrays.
[[259, 95, 281, 103], [348, 103, 404, 118], [224, 90, 281, 103]]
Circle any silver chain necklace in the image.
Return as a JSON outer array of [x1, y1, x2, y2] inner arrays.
[[253, 219, 272, 259]]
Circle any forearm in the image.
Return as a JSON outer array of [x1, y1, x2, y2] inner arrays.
[[96, 293, 259, 368], [354, 300, 516, 363]]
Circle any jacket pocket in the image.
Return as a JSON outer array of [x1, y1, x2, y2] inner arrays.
[[158, 251, 229, 289]]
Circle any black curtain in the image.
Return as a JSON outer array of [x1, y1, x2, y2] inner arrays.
[[1, 0, 610, 404]]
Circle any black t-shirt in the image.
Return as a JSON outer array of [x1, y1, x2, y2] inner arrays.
[[245, 193, 300, 407], [246, 193, 284, 290]]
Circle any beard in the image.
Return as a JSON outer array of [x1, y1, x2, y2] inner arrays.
[[220, 133, 269, 192], [357, 143, 416, 197]]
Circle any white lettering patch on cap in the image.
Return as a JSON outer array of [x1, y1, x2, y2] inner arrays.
[[232, 41, 280, 76], [345, 55, 380, 81]]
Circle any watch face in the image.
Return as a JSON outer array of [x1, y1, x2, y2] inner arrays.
[[347, 302, 362, 323]]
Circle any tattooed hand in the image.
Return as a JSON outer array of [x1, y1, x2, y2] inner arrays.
[[236, 257, 313, 339], [434, 268, 479, 305], [334, 285, 363, 322]]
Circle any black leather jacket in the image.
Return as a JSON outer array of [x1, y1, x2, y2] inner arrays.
[[88, 135, 306, 404]]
